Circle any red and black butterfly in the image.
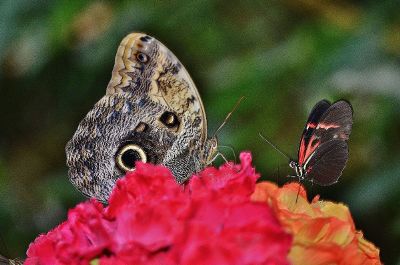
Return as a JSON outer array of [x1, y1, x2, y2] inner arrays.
[[260, 99, 353, 185]]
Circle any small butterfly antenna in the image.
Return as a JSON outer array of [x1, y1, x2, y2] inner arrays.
[[259, 132, 292, 161], [212, 96, 245, 138], [218, 144, 237, 163]]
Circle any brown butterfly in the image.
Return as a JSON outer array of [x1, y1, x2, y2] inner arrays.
[[66, 33, 218, 202]]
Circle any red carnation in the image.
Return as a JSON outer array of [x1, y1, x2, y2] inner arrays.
[[25, 152, 292, 265]]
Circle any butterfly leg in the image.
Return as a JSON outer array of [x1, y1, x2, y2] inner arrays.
[[285, 175, 304, 203], [286, 175, 305, 182], [295, 176, 303, 203], [217, 145, 237, 164], [207, 152, 229, 165]]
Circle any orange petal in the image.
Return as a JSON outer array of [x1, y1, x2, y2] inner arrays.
[[252, 181, 381, 265]]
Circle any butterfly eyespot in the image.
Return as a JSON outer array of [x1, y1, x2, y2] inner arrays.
[[116, 144, 147, 172], [136, 52, 148, 63], [160, 111, 180, 129]]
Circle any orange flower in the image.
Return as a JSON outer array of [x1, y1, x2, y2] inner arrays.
[[251, 181, 381, 265]]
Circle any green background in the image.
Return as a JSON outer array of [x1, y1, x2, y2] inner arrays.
[[0, 0, 399, 263]]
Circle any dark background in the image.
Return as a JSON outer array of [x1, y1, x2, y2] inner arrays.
[[0, 0, 399, 263]]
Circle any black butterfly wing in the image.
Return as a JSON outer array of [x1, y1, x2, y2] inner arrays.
[[304, 140, 349, 185], [317, 100, 353, 143], [300, 100, 353, 185], [298, 100, 353, 165], [298, 100, 331, 165]]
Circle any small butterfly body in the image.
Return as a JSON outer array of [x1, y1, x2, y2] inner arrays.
[[66, 33, 217, 202], [289, 99, 353, 185]]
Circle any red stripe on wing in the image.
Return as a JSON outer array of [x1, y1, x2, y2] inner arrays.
[[316, 123, 340, 130], [298, 122, 318, 164], [298, 122, 341, 165], [299, 134, 320, 165]]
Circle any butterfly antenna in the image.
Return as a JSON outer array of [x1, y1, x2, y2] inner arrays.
[[212, 96, 245, 138], [259, 132, 291, 161], [218, 145, 237, 163]]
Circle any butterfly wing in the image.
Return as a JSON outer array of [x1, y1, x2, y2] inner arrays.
[[107, 33, 209, 143], [66, 33, 215, 201], [304, 140, 349, 185], [317, 100, 353, 143], [298, 100, 331, 165], [300, 100, 353, 184]]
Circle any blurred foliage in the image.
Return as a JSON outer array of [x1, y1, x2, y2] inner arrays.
[[0, 0, 399, 263]]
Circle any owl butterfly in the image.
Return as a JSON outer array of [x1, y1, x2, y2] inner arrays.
[[66, 33, 218, 202]]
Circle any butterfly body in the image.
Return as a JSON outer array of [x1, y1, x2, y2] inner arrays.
[[66, 33, 217, 202], [289, 100, 353, 185]]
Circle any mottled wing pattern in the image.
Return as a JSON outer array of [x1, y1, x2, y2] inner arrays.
[[106, 33, 208, 140], [66, 33, 217, 202], [0, 255, 9, 265], [0, 255, 23, 265]]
